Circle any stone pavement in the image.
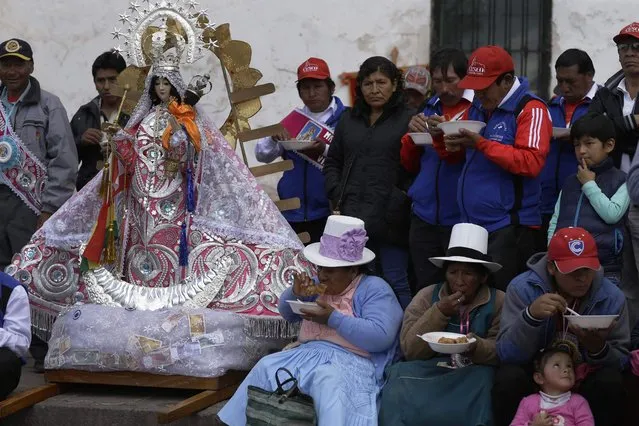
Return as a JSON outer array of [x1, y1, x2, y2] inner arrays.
[[4, 359, 228, 426]]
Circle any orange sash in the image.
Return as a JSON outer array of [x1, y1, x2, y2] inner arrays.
[[162, 101, 201, 152]]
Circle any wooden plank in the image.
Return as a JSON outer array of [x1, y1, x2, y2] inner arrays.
[[297, 232, 311, 244], [249, 160, 294, 177], [238, 124, 284, 143], [0, 384, 62, 418], [157, 386, 238, 424], [45, 370, 246, 391], [230, 83, 275, 104], [275, 198, 300, 212]]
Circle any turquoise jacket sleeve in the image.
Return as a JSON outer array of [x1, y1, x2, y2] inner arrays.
[[547, 192, 561, 244], [581, 181, 630, 224]]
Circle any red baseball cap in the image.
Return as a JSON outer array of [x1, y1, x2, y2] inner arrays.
[[297, 57, 331, 81], [548, 227, 601, 274], [613, 22, 639, 44], [458, 46, 515, 90]]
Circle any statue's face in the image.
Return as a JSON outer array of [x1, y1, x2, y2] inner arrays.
[[155, 77, 172, 102]]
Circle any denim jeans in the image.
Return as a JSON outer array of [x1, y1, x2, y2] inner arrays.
[[371, 241, 412, 309]]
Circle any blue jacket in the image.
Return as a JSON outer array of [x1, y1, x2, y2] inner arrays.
[[460, 78, 545, 232], [496, 253, 630, 368], [408, 97, 464, 226], [540, 95, 594, 215], [0, 272, 20, 328], [278, 274, 404, 382], [556, 157, 627, 273], [278, 97, 346, 222]]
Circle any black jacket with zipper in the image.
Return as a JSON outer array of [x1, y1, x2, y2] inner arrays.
[[324, 102, 414, 246], [70, 97, 130, 190], [589, 70, 639, 168]]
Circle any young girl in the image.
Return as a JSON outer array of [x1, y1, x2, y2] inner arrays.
[[511, 345, 594, 426]]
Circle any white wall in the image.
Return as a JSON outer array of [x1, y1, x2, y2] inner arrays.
[[5, 0, 631, 193], [0, 0, 431, 170], [551, 1, 636, 86], [2, 0, 635, 128]]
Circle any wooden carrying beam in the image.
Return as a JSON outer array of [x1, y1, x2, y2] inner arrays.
[[0, 384, 63, 419], [157, 386, 238, 424], [249, 160, 294, 177], [44, 370, 246, 391], [274, 198, 300, 212], [230, 84, 275, 104], [238, 124, 284, 143]]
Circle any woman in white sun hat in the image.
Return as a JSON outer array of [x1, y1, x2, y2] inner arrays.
[[379, 223, 506, 426], [217, 215, 403, 426]]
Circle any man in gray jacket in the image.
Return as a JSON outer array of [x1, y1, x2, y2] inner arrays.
[[0, 38, 77, 372], [492, 227, 629, 426], [0, 38, 77, 270]]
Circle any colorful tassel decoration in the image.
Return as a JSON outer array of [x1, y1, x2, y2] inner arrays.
[[99, 161, 110, 197], [179, 222, 188, 266], [104, 221, 117, 264], [80, 256, 89, 273], [186, 165, 195, 213]]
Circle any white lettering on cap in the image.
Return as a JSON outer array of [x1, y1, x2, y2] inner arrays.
[[302, 61, 319, 73], [626, 23, 639, 34], [467, 57, 486, 76]]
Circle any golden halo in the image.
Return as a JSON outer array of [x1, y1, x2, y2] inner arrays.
[[201, 18, 266, 149]]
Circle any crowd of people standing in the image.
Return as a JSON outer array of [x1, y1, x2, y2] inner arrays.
[[1, 17, 639, 426], [248, 20, 639, 426]]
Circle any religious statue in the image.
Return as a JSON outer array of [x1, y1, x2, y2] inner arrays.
[[6, 1, 310, 376]]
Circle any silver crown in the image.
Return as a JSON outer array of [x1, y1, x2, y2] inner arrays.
[[112, 0, 217, 70], [146, 23, 186, 71]]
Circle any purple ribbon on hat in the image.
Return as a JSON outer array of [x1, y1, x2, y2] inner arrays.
[[319, 228, 368, 262]]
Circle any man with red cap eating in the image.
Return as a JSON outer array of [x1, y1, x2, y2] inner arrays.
[[443, 45, 553, 291], [493, 227, 629, 426], [255, 57, 346, 243]]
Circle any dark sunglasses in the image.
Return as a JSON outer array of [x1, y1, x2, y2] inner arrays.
[[617, 42, 639, 53]]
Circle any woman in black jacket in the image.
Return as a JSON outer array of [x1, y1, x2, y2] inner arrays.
[[324, 56, 414, 309]]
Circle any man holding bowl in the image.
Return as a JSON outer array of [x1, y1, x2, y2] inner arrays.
[[492, 227, 629, 426], [442, 46, 553, 291]]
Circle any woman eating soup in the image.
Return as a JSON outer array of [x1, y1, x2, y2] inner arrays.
[[379, 223, 505, 426]]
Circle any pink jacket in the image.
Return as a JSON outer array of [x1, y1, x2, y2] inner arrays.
[[511, 393, 594, 426]]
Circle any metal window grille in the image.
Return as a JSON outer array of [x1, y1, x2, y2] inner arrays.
[[431, 0, 552, 98]]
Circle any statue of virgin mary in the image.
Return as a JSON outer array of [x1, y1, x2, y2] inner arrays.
[[6, 2, 310, 353]]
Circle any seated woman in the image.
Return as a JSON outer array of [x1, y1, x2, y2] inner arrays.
[[379, 223, 505, 426], [217, 215, 404, 426]]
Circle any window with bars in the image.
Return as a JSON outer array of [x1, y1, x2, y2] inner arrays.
[[431, 0, 553, 98]]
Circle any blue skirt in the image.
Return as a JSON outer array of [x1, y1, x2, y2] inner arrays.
[[218, 341, 379, 426]]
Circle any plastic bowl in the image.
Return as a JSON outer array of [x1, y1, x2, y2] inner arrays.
[[409, 133, 433, 146], [418, 331, 477, 354], [437, 120, 486, 136], [565, 314, 618, 330], [285, 300, 323, 315]]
